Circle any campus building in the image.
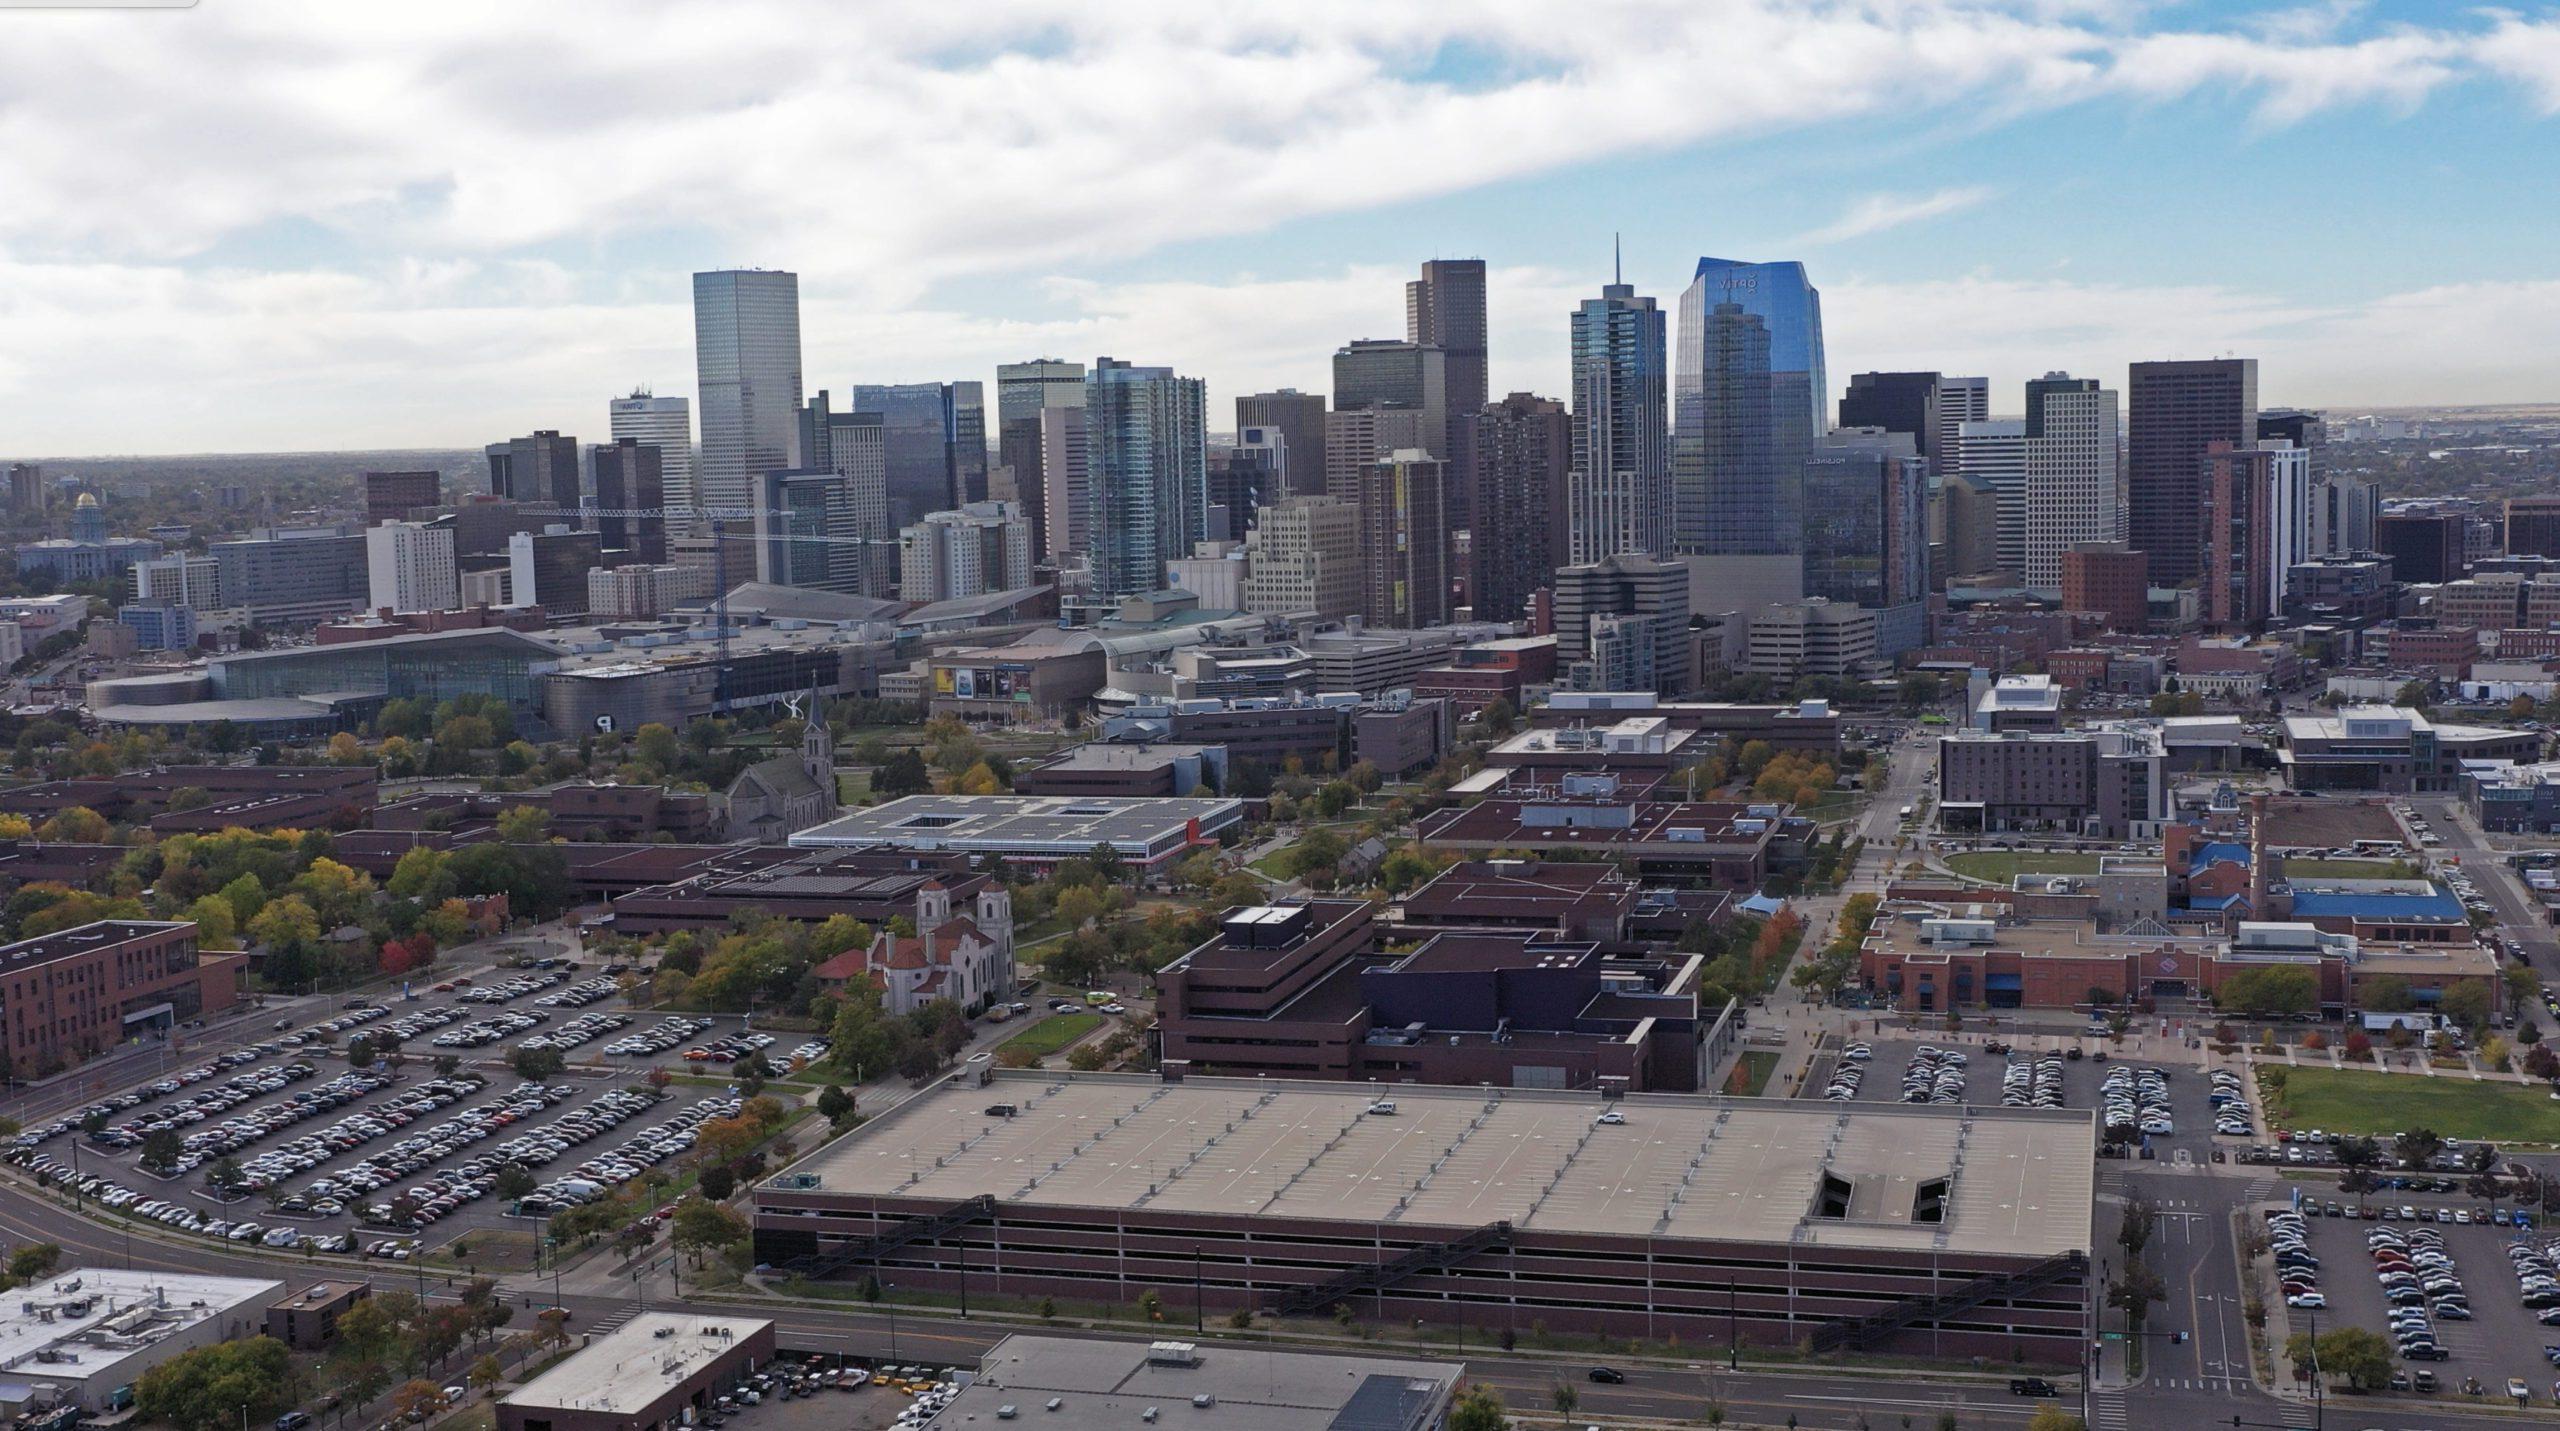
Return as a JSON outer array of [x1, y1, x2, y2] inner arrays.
[[0, 921, 244, 1076]]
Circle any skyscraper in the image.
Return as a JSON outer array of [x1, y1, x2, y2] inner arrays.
[[1204, 445, 1279, 544], [2200, 439, 2310, 633], [1408, 259, 1488, 528], [1553, 555, 1690, 696], [1241, 496, 1361, 621], [692, 269, 803, 518], [1803, 428, 1930, 657], [1331, 340, 1448, 472], [609, 389, 695, 515], [852, 382, 987, 530], [1674, 257, 1825, 558], [1235, 390, 1328, 499], [1838, 372, 1941, 462], [589, 439, 667, 564], [2128, 358, 2258, 586], [1934, 377, 1990, 463], [1324, 407, 1432, 503], [7, 463, 43, 515], [363, 470, 441, 527], [483, 432, 579, 513], [996, 360, 1084, 560], [1085, 358, 1206, 600], [1950, 418, 2027, 582], [754, 468, 866, 594], [1357, 449, 1448, 630], [2021, 374, 2121, 596], [799, 393, 894, 597], [1473, 392, 1572, 623], [365, 521, 459, 614], [1680, 302, 1775, 556], [1566, 274, 1669, 564], [899, 501, 1033, 603], [1037, 406, 1089, 568]]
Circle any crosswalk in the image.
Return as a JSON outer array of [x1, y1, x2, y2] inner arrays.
[[584, 1302, 640, 1336], [2089, 1392, 2127, 1430]]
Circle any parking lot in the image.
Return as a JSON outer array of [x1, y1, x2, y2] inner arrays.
[[0, 966, 800, 1260], [2278, 1198, 2560, 1406], [1802, 1035, 2235, 1163]]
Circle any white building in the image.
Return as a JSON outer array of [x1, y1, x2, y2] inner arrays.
[[1037, 406, 1088, 566], [899, 501, 1034, 604], [587, 563, 716, 620], [0, 593, 89, 632], [1241, 495, 1360, 620], [134, 552, 223, 610], [2021, 375, 2121, 596], [1951, 417, 2025, 580], [365, 522, 459, 614], [608, 389, 696, 515], [1743, 597, 1879, 678], [0, 1270, 285, 1411], [1166, 541, 1245, 612]]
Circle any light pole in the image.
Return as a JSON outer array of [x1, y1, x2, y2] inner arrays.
[[884, 1282, 899, 1364]]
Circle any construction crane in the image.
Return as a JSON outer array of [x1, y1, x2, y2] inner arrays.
[[535, 504, 901, 716]]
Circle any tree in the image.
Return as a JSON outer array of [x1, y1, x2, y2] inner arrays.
[[495, 1165, 537, 1200], [496, 804, 549, 843], [2439, 979, 2494, 1031], [140, 1128, 182, 1173], [7, 1244, 59, 1282], [2213, 966, 2317, 1019], [2293, 1325, 2394, 1392], [392, 1380, 448, 1423], [186, 894, 239, 951], [874, 750, 932, 797], [2394, 1126, 2446, 1171], [35, 807, 109, 843], [135, 1336, 294, 1431], [671, 1198, 750, 1261], [2107, 1257, 2165, 1331], [511, 1045, 566, 1081], [1549, 1383, 1578, 1419], [2116, 1196, 2155, 1258], [816, 1084, 855, 1125], [2025, 1409, 2087, 1431], [1449, 1385, 1507, 1431], [468, 1355, 504, 1396]]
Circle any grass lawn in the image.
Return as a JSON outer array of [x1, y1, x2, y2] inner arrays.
[[834, 770, 871, 803], [1943, 851, 2106, 882], [1723, 1050, 1781, 1096], [998, 1012, 1105, 1059], [2266, 1065, 2560, 1144], [2284, 858, 2413, 881]]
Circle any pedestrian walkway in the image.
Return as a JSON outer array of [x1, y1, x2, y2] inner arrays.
[[2088, 1391, 2128, 1430], [583, 1300, 641, 1337]]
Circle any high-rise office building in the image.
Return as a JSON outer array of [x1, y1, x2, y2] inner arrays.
[[1233, 425, 1291, 510], [852, 382, 987, 529], [1325, 407, 1432, 503], [2200, 439, 2310, 633], [1802, 429, 1930, 658], [210, 529, 369, 625], [899, 501, 1034, 604], [506, 529, 602, 615], [1473, 392, 1572, 624], [134, 552, 224, 611], [1677, 302, 1775, 557], [753, 468, 865, 595], [1085, 358, 1207, 600], [1675, 257, 1825, 558], [1553, 555, 1691, 696], [363, 470, 441, 527], [7, 463, 43, 515], [797, 394, 894, 598], [1356, 449, 1448, 630], [1241, 496, 1361, 621], [2376, 512, 2465, 584], [996, 360, 1084, 560], [1204, 445, 1280, 544], [1935, 377, 1990, 463], [1235, 390, 1328, 499], [1566, 275, 1669, 564], [2021, 374, 2121, 596], [1838, 372, 1942, 462], [1330, 338, 1449, 498], [1950, 418, 2027, 582], [365, 521, 459, 614], [692, 268, 803, 518], [589, 439, 667, 564], [608, 389, 695, 514], [1037, 406, 1089, 568], [1408, 259, 1488, 528], [2128, 358, 2257, 586], [483, 431, 579, 513]]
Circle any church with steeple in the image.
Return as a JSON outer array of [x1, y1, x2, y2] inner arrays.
[[722, 684, 840, 841]]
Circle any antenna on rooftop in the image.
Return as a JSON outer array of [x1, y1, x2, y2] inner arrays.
[[1613, 233, 1622, 287]]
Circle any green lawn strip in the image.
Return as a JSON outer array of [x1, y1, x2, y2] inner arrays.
[[2283, 858, 2414, 881], [1724, 1050, 1781, 1096], [2264, 1065, 2560, 1144], [1942, 851, 2105, 882], [997, 1013, 1106, 1059]]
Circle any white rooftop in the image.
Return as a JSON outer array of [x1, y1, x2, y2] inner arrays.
[[0, 1269, 281, 1380], [501, 1313, 772, 1416]]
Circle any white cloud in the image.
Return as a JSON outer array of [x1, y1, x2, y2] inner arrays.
[[1795, 188, 1997, 246]]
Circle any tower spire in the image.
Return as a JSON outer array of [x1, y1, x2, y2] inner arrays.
[[1613, 232, 1622, 286]]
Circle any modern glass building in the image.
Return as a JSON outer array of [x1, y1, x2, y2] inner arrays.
[[693, 269, 804, 518], [1565, 279, 1669, 565], [1674, 256, 1826, 558], [852, 382, 989, 530], [1802, 430, 1930, 657], [1085, 357, 1207, 600]]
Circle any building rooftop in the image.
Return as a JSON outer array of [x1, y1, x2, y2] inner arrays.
[[1026, 743, 1221, 773], [2283, 879, 2469, 925], [940, 1336, 1455, 1431], [0, 1269, 282, 1380], [501, 1314, 772, 1417], [1393, 859, 1637, 927], [790, 794, 1245, 855], [783, 1072, 2094, 1259], [1415, 796, 1786, 849], [1977, 675, 2062, 714], [0, 920, 192, 976]]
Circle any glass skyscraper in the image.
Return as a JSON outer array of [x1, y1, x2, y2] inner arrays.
[[1674, 256, 1826, 557], [1565, 279, 1669, 565], [853, 382, 988, 531], [692, 269, 803, 518], [1085, 357, 1207, 599]]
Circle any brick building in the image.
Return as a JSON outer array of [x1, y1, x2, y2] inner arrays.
[[0, 921, 243, 1077], [2060, 542, 2148, 632]]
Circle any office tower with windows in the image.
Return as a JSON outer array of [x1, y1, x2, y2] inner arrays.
[[1037, 406, 1089, 568], [1950, 418, 2027, 581], [1675, 257, 1825, 558], [1935, 377, 1989, 462], [7, 463, 43, 514], [754, 468, 864, 594], [1357, 449, 1448, 629], [852, 382, 986, 529], [366, 521, 460, 614], [483, 432, 579, 513], [1331, 338, 1450, 509], [609, 390, 694, 514], [1803, 428, 1930, 657], [1553, 555, 1691, 696], [1473, 392, 1572, 623], [899, 501, 1034, 604], [693, 269, 803, 518], [1234, 425, 1291, 508], [2021, 374, 2121, 596], [1241, 496, 1361, 621], [1236, 390, 1328, 499], [1839, 372, 1942, 462], [1408, 258, 1487, 527], [364, 471, 441, 527], [1324, 406, 1432, 503], [1566, 275, 1669, 564], [798, 393, 893, 597], [2128, 358, 2257, 586], [997, 360, 1084, 559], [589, 439, 667, 564], [1085, 358, 1207, 600], [1205, 445, 1280, 544], [2200, 440, 2311, 633]]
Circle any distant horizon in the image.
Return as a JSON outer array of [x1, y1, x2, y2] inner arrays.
[[10, 2, 2560, 451]]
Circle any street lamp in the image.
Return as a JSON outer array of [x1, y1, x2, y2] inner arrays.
[[884, 1281, 899, 1363]]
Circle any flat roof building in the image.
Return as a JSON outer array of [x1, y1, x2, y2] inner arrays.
[[755, 1072, 2095, 1364], [789, 794, 1244, 870], [0, 1270, 284, 1411], [497, 1314, 777, 1431], [1413, 788, 1798, 889], [0, 921, 242, 1078], [944, 1335, 1459, 1431]]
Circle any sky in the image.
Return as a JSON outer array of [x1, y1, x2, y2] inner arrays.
[[7, 0, 2560, 455]]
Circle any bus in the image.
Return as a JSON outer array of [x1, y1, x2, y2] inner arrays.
[[1899, 804, 1915, 820]]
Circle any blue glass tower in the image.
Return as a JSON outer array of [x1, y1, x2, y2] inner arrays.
[[1674, 257, 1827, 557], [1085, 357, 1207, 600], [1565, 278, 1669, 565]]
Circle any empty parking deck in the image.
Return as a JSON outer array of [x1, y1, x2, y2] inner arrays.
[[757, 1072, 2098, 1364]]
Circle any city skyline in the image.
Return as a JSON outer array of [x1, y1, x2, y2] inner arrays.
[[9, 2, 2560, 453]]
